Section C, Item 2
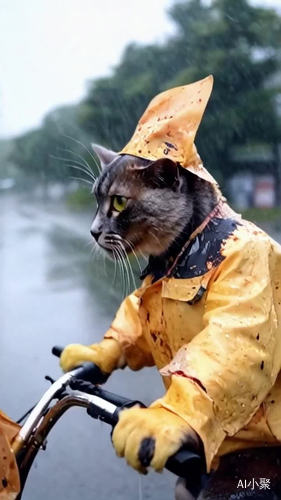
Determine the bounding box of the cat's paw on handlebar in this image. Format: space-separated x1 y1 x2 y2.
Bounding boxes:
60 339 123 373
112 406 200 474
60 344 102 372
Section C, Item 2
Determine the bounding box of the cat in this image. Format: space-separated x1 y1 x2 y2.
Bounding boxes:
61 142 281 500
90 144 218 263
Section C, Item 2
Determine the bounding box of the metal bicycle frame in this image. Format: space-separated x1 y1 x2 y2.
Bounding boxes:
9 366 204 499
12 370 117 499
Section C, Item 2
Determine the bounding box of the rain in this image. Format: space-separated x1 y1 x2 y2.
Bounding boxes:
1 1 281 499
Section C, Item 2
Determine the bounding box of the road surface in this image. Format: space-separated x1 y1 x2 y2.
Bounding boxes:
0 192 175 500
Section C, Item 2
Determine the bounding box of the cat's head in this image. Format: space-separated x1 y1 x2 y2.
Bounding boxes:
90 144 196 257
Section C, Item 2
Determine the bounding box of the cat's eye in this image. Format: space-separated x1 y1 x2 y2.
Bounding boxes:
112 195 127 212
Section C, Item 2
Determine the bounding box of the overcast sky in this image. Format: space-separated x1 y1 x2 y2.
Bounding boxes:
0 0 280 139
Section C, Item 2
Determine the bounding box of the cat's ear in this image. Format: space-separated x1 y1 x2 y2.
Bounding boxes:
142 158 182 191
91 143 118 168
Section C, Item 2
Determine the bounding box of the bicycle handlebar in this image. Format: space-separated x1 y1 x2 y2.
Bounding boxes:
52 345 109 384
51 346 64 357
52 345 205 479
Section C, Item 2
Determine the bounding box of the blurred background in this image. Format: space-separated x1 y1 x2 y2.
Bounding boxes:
0 0 281 499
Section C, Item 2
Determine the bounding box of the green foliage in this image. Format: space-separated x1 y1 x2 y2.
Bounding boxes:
242 207 281 223
79 0 281 183
78 42 170 150
65 186 94 210
9 105 98 187
0 139 15 178
242 207 281 233
8 0 281 190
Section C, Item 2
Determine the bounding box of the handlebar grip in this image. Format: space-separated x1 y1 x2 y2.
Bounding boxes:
52 347 204 480
165 448 204 479
110 405 204 479
51 346 109 385
52 345 63 357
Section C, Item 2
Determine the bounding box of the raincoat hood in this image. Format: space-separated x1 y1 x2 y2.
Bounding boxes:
119 75 217 184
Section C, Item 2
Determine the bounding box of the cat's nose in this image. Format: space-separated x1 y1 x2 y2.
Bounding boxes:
90 229 102 242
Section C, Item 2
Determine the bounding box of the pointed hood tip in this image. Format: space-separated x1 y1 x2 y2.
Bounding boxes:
119 75 217 184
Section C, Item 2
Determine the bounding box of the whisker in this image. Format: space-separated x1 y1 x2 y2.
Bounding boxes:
84 239 95 254
104 233 144 277
66 163 96 182
134 246 146 260
50 154 96 182
112 247 118 286
118 244 130 297
60 147 95 170
115 245 126 297
120 250 129 297
119 241 136 292
62 134 101 173
69 175 93 186
59 147 98 178
121 237 142 274
148 230 162 245
50 154 89 170
91 242 99 259
103 236 127 294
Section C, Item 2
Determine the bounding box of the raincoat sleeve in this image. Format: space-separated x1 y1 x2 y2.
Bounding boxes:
104 290 154 370
154 234 279 471
0 411 21 497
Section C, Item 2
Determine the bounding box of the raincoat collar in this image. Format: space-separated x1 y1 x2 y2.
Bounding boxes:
140 199 238 282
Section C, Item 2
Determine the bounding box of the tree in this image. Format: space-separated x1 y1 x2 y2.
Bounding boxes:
78 43 171 150
9 104 96 187
167 0 281 183
79 0 281 188
10 0 281 197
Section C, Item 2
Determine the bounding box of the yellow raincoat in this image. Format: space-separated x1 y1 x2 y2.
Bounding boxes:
104 200 281 471
0 411 20 498
62 76 281 472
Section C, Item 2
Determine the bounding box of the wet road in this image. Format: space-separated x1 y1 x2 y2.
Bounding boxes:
0 193 175 500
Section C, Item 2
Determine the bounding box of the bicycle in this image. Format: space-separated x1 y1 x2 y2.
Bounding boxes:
1 346 204 500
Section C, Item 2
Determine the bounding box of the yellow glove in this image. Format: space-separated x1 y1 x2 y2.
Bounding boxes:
60 338 124 374
112 406 200 473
